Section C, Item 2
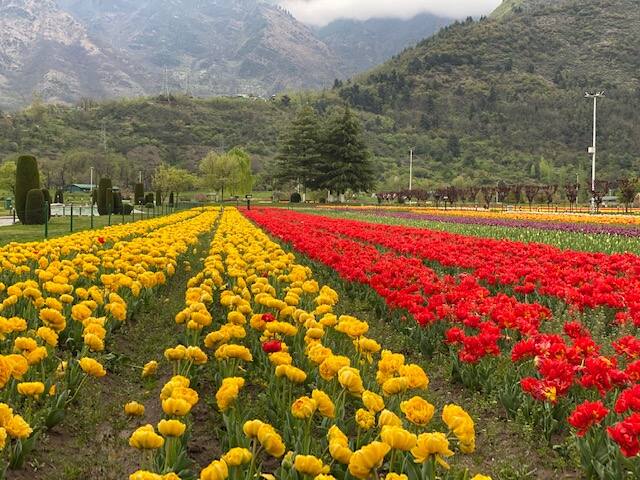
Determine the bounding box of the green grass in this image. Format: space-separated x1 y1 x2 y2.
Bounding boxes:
0 211 166 246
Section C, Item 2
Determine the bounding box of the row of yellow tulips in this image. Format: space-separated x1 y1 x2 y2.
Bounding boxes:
0 208 220 475
128 208 491 480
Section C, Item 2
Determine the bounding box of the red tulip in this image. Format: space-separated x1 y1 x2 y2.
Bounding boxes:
262 340 282 353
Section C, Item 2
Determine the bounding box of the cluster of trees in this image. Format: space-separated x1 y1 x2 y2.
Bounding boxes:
274 106 374 200
3 145 255 223
379 178 640 212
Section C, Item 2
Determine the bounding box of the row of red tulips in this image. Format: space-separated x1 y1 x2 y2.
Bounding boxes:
262 209 640 322
245 208 640 478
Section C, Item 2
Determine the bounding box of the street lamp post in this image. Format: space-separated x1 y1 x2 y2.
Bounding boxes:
90 166 94 229
585 91 605 212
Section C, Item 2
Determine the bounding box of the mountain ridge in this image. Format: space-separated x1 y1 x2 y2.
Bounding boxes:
0 0 450 110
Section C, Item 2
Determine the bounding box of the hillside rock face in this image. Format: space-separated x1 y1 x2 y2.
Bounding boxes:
0 0 145 109
0 0 450 109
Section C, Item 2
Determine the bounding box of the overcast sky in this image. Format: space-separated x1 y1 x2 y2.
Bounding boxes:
278 0 504 25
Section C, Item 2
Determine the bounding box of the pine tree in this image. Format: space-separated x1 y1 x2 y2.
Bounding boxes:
275 106 322 196
315 106 375 199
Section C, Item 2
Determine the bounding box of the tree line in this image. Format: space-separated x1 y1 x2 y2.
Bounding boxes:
379 178 640 212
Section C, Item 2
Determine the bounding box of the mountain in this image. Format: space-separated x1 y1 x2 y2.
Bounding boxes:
336 0 640 186
55 0 342 96
0 0 450 110
0 0 145 109
3 0 639 193
316 14 452 77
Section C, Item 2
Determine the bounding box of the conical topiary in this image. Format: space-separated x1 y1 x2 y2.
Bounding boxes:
97 178 113 215
14 155 40 223
24 188 45 225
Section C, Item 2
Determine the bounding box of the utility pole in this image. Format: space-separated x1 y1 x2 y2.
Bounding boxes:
185 70 191 96
585 91 605 212
409 148 414 191
163 67 170 97
101 119 107 153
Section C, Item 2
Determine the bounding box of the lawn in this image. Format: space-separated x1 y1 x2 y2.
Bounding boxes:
0 210 170 245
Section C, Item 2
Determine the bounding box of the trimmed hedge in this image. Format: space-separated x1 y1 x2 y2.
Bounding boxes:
168 192 175 206
113 191 123 215
156 189 162 206
25 188 45 225
54 189 64 203
97 178 113 215
134 183 144 205
290 192 302 203
15 155 40 223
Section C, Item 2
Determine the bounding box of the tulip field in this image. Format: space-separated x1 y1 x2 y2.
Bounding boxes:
3 205 640 479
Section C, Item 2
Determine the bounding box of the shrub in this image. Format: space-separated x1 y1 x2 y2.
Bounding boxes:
156 190 162 206
290 192 302 203
97 178 114 215
134 183 144 205
15 155 40 223
54 189 64 203
144 202 154 209
122 203 134 215
168 192 175 206
145 193 154 205
24 188 45 225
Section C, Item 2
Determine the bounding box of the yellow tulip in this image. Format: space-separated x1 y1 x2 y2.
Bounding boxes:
348 441 390 479
380 425 417 451
221 447 252 467
291 396 317 419
311 389 335 418
129 424 164 450
338 367 365 395
294 455 330 476
124 401 145 416
200 459 229 480
158 419 186 437
400 396 435 426
362 390 385 413
411 432 454 469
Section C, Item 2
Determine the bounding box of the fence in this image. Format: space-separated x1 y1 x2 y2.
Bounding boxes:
6 201 198 240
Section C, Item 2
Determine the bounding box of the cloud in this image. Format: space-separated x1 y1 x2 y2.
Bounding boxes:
278 0 503 26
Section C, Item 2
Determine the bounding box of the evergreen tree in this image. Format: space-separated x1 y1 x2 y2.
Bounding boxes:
275 106 322 195
315 106 375 198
